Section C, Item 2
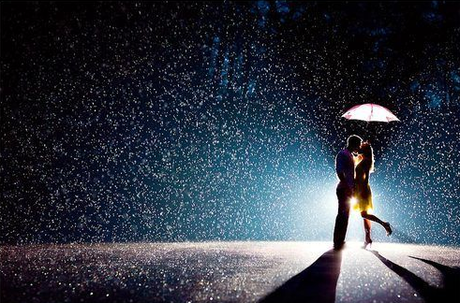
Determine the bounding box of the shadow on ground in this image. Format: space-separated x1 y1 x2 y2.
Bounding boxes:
370 250 460 303
259 249 342 303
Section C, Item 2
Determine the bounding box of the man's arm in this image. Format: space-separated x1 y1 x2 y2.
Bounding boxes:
337 171 347 183
335 152 347 182
336 151 354 191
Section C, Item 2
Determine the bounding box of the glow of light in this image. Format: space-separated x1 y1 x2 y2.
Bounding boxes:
350 197 358 210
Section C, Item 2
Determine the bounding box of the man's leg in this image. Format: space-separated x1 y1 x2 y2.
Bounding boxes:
333 188 351 248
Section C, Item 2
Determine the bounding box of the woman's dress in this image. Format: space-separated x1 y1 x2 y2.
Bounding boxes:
353 159 373 212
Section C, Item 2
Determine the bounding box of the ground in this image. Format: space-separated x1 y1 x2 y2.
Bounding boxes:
1 242 459 303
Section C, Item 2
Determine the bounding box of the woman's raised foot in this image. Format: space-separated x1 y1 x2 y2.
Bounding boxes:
384 222 392 236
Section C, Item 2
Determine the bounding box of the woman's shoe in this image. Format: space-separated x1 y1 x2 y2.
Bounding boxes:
363 239 373 249
384 222 393 236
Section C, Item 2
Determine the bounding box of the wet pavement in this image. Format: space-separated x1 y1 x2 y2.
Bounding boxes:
1 242 459 302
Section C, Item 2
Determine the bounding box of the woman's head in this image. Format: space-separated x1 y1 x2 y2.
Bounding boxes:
359 141 375 172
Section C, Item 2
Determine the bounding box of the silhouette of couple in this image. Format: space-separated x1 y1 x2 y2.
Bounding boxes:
333 135 392 250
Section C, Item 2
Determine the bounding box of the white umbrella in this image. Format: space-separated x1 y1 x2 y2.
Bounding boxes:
341 103 400 122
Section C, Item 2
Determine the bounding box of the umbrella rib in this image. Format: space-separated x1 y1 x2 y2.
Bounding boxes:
370 103 373 121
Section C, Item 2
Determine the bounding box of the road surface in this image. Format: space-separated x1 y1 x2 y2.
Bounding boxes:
1 242 459 302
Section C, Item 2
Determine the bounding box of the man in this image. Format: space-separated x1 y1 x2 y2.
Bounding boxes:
333 134 362 250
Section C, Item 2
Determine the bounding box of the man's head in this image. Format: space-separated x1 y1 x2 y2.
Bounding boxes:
347 135 362 152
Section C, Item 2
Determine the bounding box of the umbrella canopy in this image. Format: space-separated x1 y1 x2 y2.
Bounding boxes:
341 103 400 122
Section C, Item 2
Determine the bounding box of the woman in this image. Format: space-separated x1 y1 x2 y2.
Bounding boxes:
353 141 392 248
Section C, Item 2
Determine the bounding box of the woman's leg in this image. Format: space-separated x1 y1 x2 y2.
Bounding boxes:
361 211 392 235
363 218 372 243
361 211 385 226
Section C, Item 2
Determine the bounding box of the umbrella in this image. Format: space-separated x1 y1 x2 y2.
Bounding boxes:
341 103 400 122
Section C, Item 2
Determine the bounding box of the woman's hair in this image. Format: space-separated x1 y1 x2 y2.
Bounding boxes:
360 141 375 172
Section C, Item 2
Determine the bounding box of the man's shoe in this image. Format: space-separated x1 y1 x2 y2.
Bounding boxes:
333 242 345 250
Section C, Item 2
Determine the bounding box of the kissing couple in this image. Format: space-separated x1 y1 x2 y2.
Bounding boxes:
333 135 392 250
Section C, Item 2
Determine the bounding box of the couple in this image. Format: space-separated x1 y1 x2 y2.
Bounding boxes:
333 135 392 250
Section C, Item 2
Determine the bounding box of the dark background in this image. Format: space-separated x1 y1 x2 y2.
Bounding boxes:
1 1 459 245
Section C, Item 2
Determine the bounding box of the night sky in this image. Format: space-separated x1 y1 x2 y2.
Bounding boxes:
1 2 459 245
